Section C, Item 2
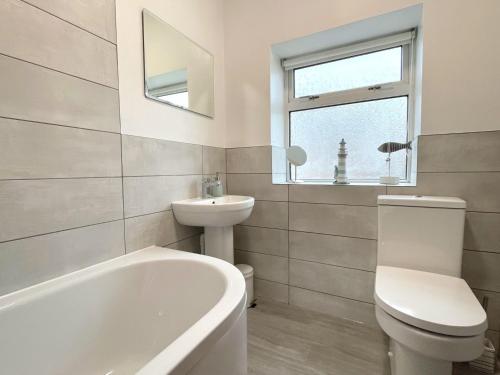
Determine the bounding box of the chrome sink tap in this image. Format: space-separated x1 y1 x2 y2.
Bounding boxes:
202 177 213 199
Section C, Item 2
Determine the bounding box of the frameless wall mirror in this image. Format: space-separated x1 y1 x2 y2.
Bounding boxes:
142 9 214 117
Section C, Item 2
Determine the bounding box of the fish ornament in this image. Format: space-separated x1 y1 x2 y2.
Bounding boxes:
378 140 412 185
377 141 412 153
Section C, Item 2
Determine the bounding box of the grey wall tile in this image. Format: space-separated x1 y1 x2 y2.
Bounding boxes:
0 0 117 87
23 0 117 43
235 250 288 284
168 234 201 253
272 146 287 175
388 172 500 213
290 203 377 239
0 178 123 242
473 289 500 332
122 135 202 176
289 184 386 206
234 225 288 257
123 175 201 218
289 287 378 327
463 250 500 292
254 278 289 304
227 173 288 201
0 118 121 179
0 220 124 296
464 212 500 253
203 146 226 175
227 146 271 173
0 55 120 132
125 210 200 252
419 132 500 172
290 231 376 271
242 201 288 230
289 259 375 303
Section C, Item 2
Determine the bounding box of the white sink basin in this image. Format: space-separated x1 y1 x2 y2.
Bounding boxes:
172 195 254 264
173 195 254 227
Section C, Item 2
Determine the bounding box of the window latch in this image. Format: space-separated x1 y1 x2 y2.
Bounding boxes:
368 85 382 91
308 95 320 100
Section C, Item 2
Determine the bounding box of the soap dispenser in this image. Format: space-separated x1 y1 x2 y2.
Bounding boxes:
211 172 223 197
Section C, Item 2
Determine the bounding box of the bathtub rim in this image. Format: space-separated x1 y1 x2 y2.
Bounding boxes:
0 246 247 375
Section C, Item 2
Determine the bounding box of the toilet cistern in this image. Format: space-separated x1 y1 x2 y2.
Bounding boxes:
172 195 254 264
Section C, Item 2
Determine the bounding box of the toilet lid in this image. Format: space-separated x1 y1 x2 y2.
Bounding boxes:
375 266 487 336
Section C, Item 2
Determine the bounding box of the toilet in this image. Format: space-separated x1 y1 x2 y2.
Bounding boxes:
375 195 488 375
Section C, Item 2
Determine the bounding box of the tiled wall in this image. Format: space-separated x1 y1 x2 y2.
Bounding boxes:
227 133 500 349
0 0 224 296
122 135 226 252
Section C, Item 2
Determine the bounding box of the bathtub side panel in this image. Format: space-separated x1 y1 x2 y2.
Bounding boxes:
187 306 247 375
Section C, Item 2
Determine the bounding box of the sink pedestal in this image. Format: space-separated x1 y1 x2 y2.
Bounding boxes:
204 226 234 264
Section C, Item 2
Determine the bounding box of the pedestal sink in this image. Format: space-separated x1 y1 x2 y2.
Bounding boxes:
172 195 255 264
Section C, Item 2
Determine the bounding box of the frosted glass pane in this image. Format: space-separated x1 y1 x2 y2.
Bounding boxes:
290 97 408 181
294 47 402 98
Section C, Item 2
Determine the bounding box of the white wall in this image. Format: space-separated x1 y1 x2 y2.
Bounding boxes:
224 0 500 147
116 0 226 147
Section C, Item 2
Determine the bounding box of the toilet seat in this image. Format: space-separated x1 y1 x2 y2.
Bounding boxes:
375 266 487 336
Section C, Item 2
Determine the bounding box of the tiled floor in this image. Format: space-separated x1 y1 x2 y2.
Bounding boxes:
247 300 498 375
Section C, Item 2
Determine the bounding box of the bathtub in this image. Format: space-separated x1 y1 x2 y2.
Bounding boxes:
0 246 247 375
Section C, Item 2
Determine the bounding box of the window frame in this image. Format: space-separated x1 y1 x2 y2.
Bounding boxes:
283 30 417 184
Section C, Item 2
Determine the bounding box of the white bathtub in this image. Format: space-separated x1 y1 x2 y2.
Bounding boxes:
0 246 247 375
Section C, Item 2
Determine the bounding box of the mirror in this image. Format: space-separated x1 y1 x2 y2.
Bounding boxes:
142 10 214 117
286 146 307 166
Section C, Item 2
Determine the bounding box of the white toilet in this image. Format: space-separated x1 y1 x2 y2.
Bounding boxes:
375 195 488 375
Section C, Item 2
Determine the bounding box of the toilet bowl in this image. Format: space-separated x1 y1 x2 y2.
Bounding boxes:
375 196 488 375
375 266 486 375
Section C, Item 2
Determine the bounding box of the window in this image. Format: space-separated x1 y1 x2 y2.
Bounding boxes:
284 31 416 183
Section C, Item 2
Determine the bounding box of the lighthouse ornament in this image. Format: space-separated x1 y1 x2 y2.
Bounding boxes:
334 138 349 184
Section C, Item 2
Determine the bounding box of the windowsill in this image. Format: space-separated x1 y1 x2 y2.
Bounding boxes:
273 180 417 187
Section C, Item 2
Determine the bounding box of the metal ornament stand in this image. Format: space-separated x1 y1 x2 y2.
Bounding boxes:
379 153 400 185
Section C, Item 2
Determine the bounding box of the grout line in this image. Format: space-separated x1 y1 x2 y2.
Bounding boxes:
235 247 287 259
226 172 276 175
463 248 500 255
0 218 124 245
235 249 288 260
419 129 500 137
289 285 375 306
287 183 290 304
201 146 204 177
0 52 118 90
0 116 120 135
236 224 288 233
116 22 126 255
165 233 202 248
237 254 374 276
0 176 123 182
417 170 500 174
472 288 500 296
253 276 289 287
124 208 173 220
288 256 375 273
122 133 212 148
19 0 117 45
289 201 378 208
241 224 377 241
123 174 204 178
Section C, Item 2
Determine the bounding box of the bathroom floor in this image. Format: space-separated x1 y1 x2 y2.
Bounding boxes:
247 300 497 375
